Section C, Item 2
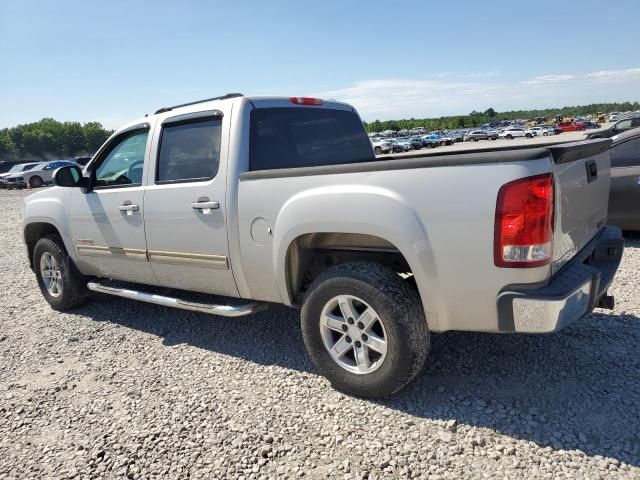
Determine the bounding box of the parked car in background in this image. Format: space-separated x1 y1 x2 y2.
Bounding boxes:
464 130 496 142
397 129 410 137
23 160 78 188
395 138 413 151
585 116 640 140
556 122 586 132
528 126 554 136
420 134 441 148
447 131 464 142
409 127 426 135
387 138 410 152
498 128 527 139
371 138 393 155
0 162 42 188
607 129 640 231
609 113 619 121
409 136 424 150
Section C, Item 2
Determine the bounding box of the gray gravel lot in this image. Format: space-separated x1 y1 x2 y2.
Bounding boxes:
1 188 639 479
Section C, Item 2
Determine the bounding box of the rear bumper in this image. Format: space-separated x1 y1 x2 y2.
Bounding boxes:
497 226 624 333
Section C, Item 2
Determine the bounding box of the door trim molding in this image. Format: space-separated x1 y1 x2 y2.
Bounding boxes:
147 250 229 270
76 245 148 261
76 245 229 270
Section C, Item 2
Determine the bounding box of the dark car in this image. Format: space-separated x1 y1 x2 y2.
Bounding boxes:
463 130 496 142
586 116 640 139
608 128 640 231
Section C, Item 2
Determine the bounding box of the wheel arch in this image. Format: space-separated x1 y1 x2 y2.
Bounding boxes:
272 186 441 330
24 222 63 269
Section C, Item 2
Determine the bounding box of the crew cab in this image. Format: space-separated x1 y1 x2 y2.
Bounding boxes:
23 94 624 398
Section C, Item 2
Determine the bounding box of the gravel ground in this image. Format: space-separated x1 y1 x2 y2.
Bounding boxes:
1 189 639 479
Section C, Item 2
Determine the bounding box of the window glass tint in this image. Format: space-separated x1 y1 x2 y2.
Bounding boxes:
615 119 632 130
95 130 148 188
157 118 221 183
250 108 374 171
610 138 640 168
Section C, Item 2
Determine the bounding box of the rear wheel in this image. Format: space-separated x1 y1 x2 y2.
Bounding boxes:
374 146 382 155
33 235 88 311
301 261 430 398
506 134 513 139
525 133 533 138
29 176 44 188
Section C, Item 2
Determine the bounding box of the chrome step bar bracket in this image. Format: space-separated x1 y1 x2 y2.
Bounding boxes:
87 282 265 317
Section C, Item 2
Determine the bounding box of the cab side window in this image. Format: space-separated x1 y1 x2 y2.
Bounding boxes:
156 118 221 184
94 130 149 188
610 138 640 168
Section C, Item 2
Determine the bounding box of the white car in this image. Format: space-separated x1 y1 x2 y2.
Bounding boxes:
499 128 527 139
530 126 556 136
0 162 41 188
371 138 392 155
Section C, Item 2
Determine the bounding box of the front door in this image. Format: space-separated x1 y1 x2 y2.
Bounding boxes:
69 126 158 286
143 110 238 297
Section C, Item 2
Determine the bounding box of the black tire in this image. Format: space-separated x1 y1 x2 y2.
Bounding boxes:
33 235 88 311
525 133 532 138
374 146 382 155
543 132 548 136
29 176 44 188
506 134 513 139
301 261 430 398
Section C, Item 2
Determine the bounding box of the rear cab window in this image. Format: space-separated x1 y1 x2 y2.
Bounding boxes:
249 107 374 171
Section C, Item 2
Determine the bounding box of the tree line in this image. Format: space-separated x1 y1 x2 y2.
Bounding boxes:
0 118 114 161
364 101 640 132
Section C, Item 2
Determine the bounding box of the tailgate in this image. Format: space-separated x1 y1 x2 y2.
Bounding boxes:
549 139 613 274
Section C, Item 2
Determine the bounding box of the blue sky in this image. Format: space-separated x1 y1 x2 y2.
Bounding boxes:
1 0 639 129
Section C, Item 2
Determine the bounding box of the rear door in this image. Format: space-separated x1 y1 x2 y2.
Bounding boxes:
143 107 239 297
549 140 613 272
608 136 640 229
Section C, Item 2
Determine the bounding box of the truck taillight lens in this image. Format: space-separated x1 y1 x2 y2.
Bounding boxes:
290 97 323 105
494 173 554 268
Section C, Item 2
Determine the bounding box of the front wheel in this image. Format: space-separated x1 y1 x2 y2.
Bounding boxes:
33 235 88 311
301 261 430 398
29 176 44 188
374 146 382 155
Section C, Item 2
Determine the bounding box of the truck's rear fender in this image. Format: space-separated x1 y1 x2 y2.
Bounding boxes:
273 184 442 330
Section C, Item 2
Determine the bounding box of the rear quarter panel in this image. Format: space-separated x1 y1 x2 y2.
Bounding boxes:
236 158 554 332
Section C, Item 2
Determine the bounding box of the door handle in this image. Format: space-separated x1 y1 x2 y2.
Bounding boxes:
192 197 219 213
118 202 140 216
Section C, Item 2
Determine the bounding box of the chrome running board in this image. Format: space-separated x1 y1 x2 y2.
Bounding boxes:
87 282 265 317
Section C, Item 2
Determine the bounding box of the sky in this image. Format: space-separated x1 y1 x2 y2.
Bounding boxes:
1 0 639 129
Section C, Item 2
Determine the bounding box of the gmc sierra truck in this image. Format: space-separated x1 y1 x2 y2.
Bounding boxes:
23 94 624 397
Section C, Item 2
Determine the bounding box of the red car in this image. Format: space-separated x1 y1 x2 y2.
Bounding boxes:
556 122 586 132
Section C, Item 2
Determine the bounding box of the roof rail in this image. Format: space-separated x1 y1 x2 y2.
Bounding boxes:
154 93 243 114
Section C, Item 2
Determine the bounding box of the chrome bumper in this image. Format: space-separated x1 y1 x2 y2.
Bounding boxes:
497 226 624 333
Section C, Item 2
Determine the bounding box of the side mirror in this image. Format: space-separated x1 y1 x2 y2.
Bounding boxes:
53 165 86 188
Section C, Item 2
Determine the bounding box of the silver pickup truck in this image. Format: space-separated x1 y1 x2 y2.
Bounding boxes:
23 94 624 397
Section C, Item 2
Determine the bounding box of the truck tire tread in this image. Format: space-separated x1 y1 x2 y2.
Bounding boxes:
33 235 88 311
301 261 430 398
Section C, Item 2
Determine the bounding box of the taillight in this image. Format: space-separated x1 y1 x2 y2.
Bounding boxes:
290 97 323 106
494 173 554 268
